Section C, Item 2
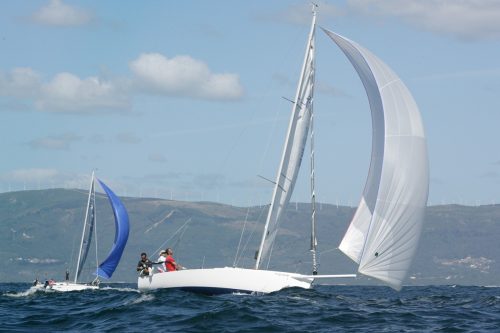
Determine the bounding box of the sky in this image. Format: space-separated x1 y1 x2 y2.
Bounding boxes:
0 0 499 207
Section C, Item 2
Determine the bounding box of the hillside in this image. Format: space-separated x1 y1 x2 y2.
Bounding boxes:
1 189 499 285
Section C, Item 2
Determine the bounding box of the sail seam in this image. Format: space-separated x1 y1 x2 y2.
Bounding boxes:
379 78 401 91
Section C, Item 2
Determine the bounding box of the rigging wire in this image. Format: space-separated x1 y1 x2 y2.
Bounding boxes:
234 204 267 267
265 233 277 270
150 217 192 257
172 221 190 257
233 207 250 267
68 191 88 279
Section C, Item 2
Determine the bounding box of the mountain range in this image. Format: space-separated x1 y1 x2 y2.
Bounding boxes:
1 189 498 286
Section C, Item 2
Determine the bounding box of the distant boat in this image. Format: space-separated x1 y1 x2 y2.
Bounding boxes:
138 6 429 294
35 172 130 292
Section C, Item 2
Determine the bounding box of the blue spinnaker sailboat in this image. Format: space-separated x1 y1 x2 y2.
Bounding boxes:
36 172 130 292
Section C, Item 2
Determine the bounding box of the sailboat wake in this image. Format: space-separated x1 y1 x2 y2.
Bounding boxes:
4 287 41 298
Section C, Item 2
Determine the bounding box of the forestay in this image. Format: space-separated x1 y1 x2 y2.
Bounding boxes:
323 29 429 290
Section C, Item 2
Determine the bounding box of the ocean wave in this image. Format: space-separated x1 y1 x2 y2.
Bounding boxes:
0 284 498 332
128 293 155 305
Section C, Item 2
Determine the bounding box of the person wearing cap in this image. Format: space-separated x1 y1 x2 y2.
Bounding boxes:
156 250 168 273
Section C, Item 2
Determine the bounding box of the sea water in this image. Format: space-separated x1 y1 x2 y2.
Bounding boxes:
1 283 499 332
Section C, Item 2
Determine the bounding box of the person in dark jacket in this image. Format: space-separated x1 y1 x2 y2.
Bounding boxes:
137 252 154 276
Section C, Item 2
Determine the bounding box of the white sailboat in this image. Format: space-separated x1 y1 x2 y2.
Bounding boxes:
35 172 130 292
138 8 429 294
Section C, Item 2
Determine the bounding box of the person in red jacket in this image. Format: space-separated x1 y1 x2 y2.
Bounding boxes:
165 248 184 271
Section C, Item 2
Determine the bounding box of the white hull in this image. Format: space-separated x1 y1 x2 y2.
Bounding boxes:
34 281 99 292
137 267 314 294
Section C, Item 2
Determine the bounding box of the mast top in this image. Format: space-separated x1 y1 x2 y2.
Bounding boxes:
311 2 318 15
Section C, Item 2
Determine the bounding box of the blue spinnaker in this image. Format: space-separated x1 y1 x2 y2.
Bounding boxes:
95 179 130 279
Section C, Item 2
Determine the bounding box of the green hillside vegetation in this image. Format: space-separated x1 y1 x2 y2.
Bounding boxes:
1 189 498 286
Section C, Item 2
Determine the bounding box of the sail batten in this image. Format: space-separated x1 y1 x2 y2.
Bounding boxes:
323 29 429 290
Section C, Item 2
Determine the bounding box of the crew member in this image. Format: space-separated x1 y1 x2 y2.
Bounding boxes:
165 248 184 272
137 252 154 276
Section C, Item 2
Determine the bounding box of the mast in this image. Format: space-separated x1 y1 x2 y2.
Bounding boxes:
309 4 318 276
74 171 95 283
255 8 317 270
309 69 318 275
93 180 99 281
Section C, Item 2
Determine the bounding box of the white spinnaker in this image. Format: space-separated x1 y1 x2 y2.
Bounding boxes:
255 14 316 269
323 29 429 290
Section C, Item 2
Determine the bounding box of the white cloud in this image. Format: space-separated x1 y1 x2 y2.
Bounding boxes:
88 134 109 144
130 53 243 100
28 133 81 150
115 132 142 144
59 173 95 189
2 168 60 183
149 153 167 163
0 68 41 98
0 169 95 190
480 171 499 179
36 72 130 113
0 68 130 113
347 0 500 40
0 54 242 113
415 68 500 82
32 0 93 27
193 173 226 190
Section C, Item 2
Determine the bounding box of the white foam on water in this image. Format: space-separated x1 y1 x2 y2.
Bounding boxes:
99 286 140 293
4 286 48 297
127 293 155 305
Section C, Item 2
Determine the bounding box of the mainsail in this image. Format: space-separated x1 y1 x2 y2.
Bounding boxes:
255 11 316 269
75 175 96 282
95 179 130 279
323 29 429 290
